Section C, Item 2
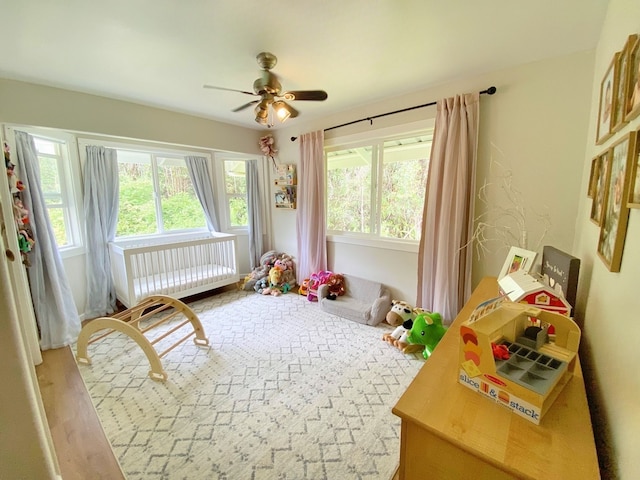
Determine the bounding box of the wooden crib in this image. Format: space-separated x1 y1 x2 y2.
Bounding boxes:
109 232 239 308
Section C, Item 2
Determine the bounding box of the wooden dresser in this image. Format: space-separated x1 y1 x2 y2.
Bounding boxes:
392 277 600 480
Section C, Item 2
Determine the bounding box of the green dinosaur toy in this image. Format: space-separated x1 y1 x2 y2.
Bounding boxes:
405 311 447 359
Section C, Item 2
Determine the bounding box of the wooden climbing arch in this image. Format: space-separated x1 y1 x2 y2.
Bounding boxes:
76 295 209 381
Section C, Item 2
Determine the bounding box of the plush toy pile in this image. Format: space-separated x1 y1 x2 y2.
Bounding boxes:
383 300 446 359
241 250 297 296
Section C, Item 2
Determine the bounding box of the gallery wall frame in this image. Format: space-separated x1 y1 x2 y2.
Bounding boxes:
624 35 640 123
590 149 611 226
612 35 638 133
597 131 637 272
596 53 619 145
626 126 640 208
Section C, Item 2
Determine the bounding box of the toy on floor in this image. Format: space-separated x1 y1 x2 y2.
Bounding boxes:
242 250 297 294
406 312 447 359
382 300 418 349
299 278 310 296
307 270 332 301
385 300 415 326
325 273 345 300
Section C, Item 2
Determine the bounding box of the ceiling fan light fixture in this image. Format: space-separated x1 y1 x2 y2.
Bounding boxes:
272 101 292 122
254 102 269 125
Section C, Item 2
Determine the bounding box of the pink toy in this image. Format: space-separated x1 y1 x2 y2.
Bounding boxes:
307 270 332 302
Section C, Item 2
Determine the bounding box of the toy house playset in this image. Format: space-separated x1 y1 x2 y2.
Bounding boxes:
458 298 581 424
498 269 572 316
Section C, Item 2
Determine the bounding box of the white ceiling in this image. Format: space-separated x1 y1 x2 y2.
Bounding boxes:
1 1 608 131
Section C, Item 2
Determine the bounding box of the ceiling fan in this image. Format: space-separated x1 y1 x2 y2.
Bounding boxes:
203 52 328 126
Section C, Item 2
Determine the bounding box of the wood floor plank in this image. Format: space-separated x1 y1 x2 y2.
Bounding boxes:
36 346 125 480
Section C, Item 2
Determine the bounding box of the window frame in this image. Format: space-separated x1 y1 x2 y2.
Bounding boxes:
78 138 211 241
214 152 265 233
324 119 434 251
4 125 85 258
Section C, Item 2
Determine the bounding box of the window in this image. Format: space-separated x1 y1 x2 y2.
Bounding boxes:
326 131 432 241
223 159 248 227
114 149 207 237
5 126 84 254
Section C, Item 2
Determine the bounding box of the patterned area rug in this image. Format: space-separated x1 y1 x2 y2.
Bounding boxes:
76 289 424 480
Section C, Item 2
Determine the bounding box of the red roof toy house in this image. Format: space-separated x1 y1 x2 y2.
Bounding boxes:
498 270 572 316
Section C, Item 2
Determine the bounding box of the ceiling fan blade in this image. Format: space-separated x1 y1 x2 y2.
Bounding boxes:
232 100 260 112
203 84 257 96
282 90 328 101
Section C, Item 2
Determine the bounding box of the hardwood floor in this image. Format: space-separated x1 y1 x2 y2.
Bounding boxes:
36 346 124 480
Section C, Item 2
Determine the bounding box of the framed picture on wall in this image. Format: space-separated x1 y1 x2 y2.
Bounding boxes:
624 35 640 122
588 156 599 198
498 246 537 280
596 53 619 145
627 126 640 208
590 149 611 226
597 131 637 271
612 35 638 133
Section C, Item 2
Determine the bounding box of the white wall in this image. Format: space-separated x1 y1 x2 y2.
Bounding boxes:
0 79 264 316
273 50 594 305
0 78 262 154
574 1 640 478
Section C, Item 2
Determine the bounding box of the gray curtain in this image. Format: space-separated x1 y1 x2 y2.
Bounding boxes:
14 131 81 349
185 155 219 232
84 146 120 318
246 159 263 269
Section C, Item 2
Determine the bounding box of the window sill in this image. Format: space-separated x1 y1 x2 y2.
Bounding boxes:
326 234 419 253
58 245 86 259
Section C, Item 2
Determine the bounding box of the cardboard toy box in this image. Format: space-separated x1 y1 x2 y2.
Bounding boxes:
458 297 580 424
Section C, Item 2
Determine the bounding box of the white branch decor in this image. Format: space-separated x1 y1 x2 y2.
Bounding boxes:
470 145 551 260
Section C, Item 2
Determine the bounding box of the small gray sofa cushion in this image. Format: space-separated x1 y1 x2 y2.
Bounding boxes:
318 274 391 326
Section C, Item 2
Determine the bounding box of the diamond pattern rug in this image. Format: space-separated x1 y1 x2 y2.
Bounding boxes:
76 289 424 479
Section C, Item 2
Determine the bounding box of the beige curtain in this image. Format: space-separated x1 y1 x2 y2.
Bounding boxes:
417 93 479 324
296 130 327 283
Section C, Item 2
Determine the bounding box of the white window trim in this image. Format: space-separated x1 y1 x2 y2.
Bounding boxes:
214 151 266 234
325 119 434 246
4 124 86 258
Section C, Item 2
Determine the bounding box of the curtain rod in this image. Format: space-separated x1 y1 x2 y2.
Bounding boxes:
290 86 496 141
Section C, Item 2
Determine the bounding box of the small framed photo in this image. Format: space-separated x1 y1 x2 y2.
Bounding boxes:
597 131 637 271
596 53 619 145
627 126 640 208
590 150 611 226
588 156 598 198
624 35 640 122
498 246 537 280
612 35 638 133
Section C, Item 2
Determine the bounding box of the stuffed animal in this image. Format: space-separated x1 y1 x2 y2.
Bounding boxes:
299 278 310 296
405 312 447 359
385 300 417 327
382 300 422 351
243 250 297 292
325 273 345 300
254 277 269 294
